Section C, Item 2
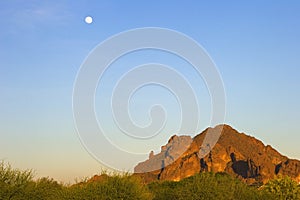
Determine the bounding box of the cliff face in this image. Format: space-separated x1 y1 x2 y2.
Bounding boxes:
134 124 300 184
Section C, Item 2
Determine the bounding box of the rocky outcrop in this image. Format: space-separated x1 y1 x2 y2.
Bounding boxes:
134 135 192 174
276 159 300 183
134 124 300 184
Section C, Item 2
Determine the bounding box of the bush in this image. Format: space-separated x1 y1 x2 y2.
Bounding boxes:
148 172 274 200
0 162 33 199
24 177 64 200
2 162 295 200
263 175 300 200
64 173 153 200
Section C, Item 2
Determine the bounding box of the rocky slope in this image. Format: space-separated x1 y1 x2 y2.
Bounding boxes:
134 124 300 184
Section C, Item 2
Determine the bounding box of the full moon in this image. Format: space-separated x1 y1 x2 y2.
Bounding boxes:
85 16 93 24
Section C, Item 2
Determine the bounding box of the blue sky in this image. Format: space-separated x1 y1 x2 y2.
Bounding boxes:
0 0 300 182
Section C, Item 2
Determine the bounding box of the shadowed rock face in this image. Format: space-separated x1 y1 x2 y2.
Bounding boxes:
134 124 300 184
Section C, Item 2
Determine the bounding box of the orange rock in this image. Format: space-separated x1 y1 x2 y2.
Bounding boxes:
134 124 300 184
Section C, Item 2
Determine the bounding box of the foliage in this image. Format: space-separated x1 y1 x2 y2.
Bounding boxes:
3 162 300 200
0 162 33 199
148 172 274 200
64 174 153 200
263 175 300 200
24 177 64 200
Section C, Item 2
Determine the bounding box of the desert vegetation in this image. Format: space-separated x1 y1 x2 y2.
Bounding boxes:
1 162 300 200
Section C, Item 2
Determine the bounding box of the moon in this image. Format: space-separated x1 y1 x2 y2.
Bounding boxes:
85 16 93 24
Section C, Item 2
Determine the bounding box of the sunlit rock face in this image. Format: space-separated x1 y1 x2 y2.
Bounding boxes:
134 135 193 173
134 124 300 185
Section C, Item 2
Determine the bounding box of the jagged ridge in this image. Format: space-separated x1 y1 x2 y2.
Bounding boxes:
134 124 300 184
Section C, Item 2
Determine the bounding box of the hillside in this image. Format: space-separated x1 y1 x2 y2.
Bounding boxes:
134 124 300 184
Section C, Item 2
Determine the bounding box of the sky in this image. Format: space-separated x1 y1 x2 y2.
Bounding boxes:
0 0 300 183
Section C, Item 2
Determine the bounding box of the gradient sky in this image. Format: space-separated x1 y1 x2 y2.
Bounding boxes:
0 0 300 183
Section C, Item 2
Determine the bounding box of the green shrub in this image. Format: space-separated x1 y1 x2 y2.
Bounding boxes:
24 177 64 200
148 172 274 200
0 162 33 199
263 175 300 200
1 162 295 200
64 173 153 200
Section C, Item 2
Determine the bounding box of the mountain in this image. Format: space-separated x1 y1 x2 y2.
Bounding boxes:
134 124 300 184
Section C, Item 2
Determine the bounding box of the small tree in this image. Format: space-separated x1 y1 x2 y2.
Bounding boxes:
25 177 64 199
0 161 33 199
263 175 300 200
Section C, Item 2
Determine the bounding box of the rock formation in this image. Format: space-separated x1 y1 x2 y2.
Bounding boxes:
134 124 300 184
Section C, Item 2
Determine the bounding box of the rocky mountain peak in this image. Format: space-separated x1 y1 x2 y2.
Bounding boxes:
134 124 300 184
